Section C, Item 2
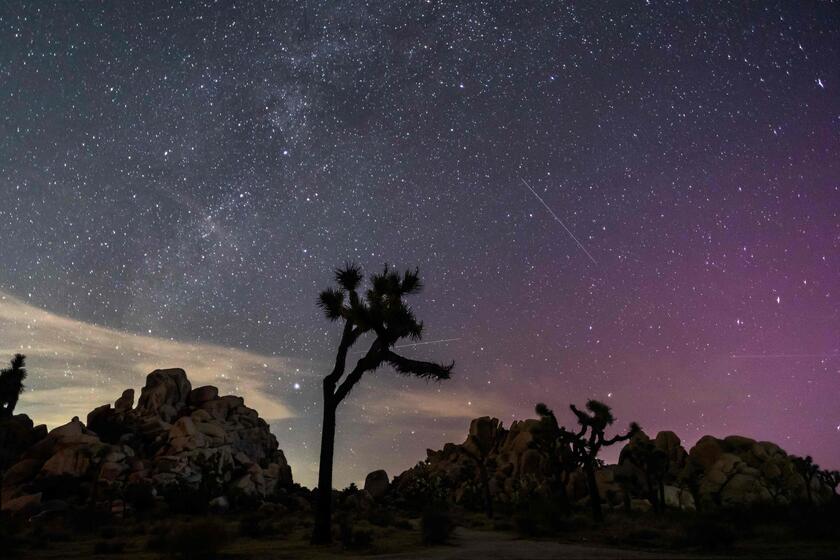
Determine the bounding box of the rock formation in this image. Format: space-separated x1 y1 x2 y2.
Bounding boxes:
1 368 293 516
391 416 836 512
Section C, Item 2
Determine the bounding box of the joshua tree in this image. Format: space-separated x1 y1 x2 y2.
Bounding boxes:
311 264 454 544
818 469 840 496
569 400 639 523
622 438 668 512
0 354 27 418
531 403 583 511
462 423 501 519
793 455 821 504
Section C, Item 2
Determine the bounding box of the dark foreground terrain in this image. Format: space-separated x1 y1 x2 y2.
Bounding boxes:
3 504 839 560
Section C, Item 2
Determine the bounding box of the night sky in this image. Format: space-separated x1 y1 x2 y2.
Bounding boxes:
1 1 838 488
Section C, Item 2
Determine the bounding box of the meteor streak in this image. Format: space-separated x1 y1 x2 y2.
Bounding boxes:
519 177 598 265
351 338 462 355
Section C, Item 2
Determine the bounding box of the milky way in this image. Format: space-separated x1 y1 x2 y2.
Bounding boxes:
0 2 838 487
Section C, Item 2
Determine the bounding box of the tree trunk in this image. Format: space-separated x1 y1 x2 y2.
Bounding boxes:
584 461 603 523
556 471 570 512
805 475 813 505
312 396 337 544
658 480 665 511
646 473 659 513
479 463 493 519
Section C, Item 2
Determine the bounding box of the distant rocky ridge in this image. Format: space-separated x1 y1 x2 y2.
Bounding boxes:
4 385 837 520
389 416 836 512
1 368 293 517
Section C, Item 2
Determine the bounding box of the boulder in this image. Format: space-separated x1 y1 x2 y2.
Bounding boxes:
39 446 93 479
3 458 43 486
188 385 219 406
114 389 135 412
364 469 390 499
0 414 47 470
2 492 42 516
137 368 191 417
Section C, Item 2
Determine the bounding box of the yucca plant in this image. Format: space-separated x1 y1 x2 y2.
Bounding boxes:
793 455 821 504
569 399 639 523
531 403 583 512
311 264 453 544
0 354 26 418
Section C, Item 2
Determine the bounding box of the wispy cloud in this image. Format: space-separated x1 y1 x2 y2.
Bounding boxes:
0 291 496 487
0 291 302 428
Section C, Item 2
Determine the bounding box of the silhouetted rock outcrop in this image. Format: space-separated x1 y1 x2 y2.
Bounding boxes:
1 369 293 516
364 469 390 499
391 416 836 512
0 414 47 471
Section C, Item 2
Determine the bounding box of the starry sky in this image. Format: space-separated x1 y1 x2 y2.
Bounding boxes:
1 1 838 488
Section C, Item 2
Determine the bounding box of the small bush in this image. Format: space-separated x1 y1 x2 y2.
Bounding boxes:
239 513 274 538
164 486 209 515
93 540 126 555
393 518 413 530
368 507 395 527
512 497 569 537
125 482 156 512
150 518 231 559
344 528 374 549
338 517 374 550
422 508 454 545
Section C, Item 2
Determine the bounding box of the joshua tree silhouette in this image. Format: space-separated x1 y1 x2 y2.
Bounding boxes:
621 437 669 512
793 455 821 504
311 264 454 544
818 469 840 496
569 399 639 523
0 354 27 418
532 403 583 512
462 421 500 519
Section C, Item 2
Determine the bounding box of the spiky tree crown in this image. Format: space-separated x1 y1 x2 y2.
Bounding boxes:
318 264 453 385
0 353 26 387
318 264 426 347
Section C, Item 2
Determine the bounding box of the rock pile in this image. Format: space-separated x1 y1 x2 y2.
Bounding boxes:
391 416 836 512
1 368 293 517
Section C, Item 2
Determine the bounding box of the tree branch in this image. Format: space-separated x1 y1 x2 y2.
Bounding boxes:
333 339 384 403
382 350 453 380
604 424 639 446
324 321 361 389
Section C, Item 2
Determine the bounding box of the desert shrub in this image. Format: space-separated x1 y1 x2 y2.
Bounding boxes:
99 526 117 539
340 526 374 549
421 508 454 545
164 485 209 515
399 464 450 511
368 507 395 527
124 481 156 512
623 528 661 547
239 513 275 538
683 517 736 551
512 496 570 537
272 516 299 538
788 504 840 540
93 540 125 554
338 517 374 550
146 518 231 559
69 507 111 533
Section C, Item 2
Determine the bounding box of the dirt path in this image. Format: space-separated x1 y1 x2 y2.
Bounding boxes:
372 528 703 559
